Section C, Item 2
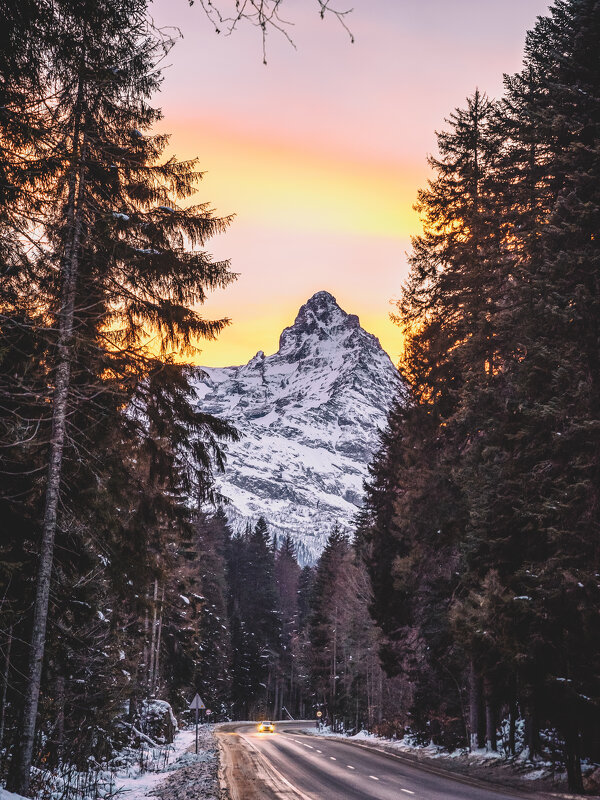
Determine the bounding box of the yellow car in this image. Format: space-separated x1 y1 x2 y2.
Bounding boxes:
258 721 275 733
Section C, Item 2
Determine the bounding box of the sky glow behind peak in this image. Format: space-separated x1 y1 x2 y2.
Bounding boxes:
151 0 551 367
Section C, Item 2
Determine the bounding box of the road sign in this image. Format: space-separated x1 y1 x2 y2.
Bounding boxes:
190 693 206 753
189 693 206 710
205 709 212 715
316 711 322 717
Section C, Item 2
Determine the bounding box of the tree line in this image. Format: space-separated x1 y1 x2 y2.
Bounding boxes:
0 0 354 793
2 0 599 796
358 0 600 792
200 515 400 734
0 496 397 789
0 0 240 792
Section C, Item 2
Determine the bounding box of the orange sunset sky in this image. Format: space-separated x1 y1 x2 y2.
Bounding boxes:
151 0 551 367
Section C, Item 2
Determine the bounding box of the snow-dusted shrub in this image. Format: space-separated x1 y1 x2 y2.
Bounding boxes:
140 701 177 744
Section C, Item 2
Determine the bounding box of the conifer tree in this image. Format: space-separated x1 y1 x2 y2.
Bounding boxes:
363 2 600 784
193 510 233 710
3 0 236 790
308 528 351 724
493 1 600 785
363 90 505 749
274 535 301 717
306 528 389 732
225 519 283 717
244 518 281 716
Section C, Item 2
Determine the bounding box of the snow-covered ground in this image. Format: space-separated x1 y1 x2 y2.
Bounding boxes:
309 726 501 759
0 789 30 800
0 726 218 800
113 727 198 800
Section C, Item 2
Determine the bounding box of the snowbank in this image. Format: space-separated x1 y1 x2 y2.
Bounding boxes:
0 726 217 800
119 726 219 800
113 727 197 800
308 726 562 783
0 789 29 800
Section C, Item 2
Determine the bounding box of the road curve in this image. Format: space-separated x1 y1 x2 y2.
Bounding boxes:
216 721 540 800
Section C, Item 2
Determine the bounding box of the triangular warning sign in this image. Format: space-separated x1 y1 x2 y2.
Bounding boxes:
189 693 206 710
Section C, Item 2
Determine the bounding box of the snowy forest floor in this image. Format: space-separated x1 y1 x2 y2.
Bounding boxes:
0 726 220 800
307 728 600 799
113 725 219 800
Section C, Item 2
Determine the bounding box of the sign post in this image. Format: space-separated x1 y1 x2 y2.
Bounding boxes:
189 693 206 754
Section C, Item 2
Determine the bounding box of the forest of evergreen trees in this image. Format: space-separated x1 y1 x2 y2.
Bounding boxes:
359 0 600 793
0 0 377 795
1 0 599 797
0 0 239 792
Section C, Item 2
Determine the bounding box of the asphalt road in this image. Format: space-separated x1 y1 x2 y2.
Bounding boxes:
218 722 535 800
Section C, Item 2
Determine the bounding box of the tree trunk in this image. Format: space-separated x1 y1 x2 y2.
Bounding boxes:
152 585 164 695
564 724 584 794
148 579 158 693
11 120 87 796
143 606 149 687
508 698 517 756
128 694 138 723
477 691 486 749
468 658 482 751
484 676 497 752
50 675 66 768
331 606 337 717
366 658 372 730
0 625 12 749
524 703 541 759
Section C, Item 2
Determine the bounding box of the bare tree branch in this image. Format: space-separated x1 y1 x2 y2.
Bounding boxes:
193 0 354 63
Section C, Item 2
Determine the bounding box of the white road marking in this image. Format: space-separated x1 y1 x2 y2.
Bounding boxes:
303 743 314 749
346 765 355 770
401 790 414 795
330 756 337 761
316 749 322 753
369 775 379 781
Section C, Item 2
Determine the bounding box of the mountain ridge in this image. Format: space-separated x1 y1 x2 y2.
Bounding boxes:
192 291 402 562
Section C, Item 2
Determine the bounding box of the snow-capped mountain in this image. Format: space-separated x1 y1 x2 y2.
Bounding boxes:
192 291 401 563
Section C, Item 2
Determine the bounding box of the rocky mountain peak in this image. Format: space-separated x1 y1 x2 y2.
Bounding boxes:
193 292 402 563
279 290 361 356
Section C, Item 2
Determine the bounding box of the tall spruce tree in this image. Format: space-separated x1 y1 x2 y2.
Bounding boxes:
274 535 301 718
4 0 236 790
363 90 506 750
225 519 282 718
308 528 350 724
493 0 600 786
363 2 600 786
192 510 233 711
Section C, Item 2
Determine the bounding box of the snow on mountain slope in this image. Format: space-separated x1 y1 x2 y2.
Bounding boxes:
192 291 401 563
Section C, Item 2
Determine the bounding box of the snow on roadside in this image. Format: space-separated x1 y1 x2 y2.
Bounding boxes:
0 788 30 800
0 727 218 800
142 726 219 800
311 726 505 760
113 726 198 800
307 727 555 776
